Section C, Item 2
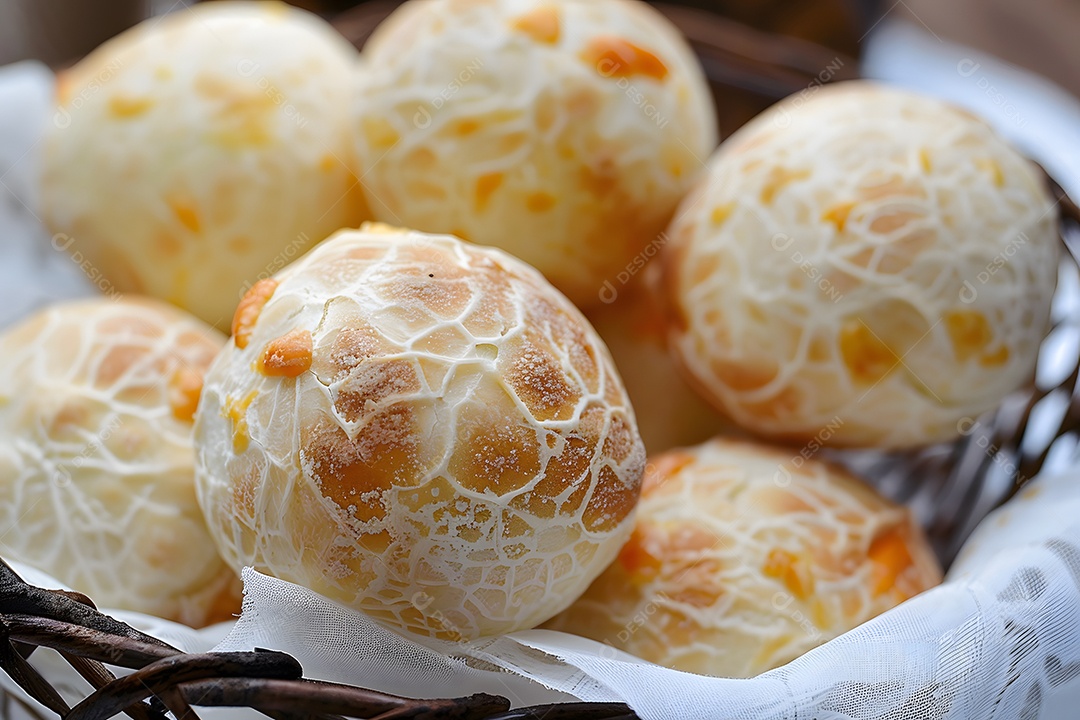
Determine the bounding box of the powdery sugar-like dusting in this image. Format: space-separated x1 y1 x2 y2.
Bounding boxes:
663 82 1060 449
545 436 942 678
353 0 716 307
195 225 646 639
0 297 241 627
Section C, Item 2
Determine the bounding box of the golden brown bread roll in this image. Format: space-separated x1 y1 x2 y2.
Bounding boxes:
195 224 646 639
0 297 241 626
352 0 717 308
42 1 370 329
662 82 1059 448
546 436 942 677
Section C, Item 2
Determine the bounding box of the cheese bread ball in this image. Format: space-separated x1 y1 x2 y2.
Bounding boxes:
545 437 942 677
194 225 646 639
353 0 717 308
0 298 240 627
585 275 735 453
42 1 370 329
663 82 1059 448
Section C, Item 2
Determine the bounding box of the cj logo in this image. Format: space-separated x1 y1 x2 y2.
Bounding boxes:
414 106 432 129
411 591 435 611
54 107 72 129
773 106 793 129
237 59 260 78
599 280 618 304
957 59 982 78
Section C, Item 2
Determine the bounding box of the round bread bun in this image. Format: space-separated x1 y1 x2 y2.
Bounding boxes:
584 274 735 454
352 0 717 308
662 82 1059 449
42 1 370 329
544 437 942 677
0 297 240 627
194 224 646 639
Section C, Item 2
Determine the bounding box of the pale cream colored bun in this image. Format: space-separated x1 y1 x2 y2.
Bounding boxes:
42 1 370 329
0 297 240 627
662 81 1059 449
545 437 942 677
353 0 717 308
584 274 736 454
194 224 645 639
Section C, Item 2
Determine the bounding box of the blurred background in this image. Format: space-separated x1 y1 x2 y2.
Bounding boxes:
4 0 1079 114
4 0 1079 95
2 0 1077 319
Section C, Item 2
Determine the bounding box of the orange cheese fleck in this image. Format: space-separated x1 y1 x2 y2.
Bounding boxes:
223 391 257 454
582 37 668 81
760 167 811 205
228 236 253 254
642 452 694 495
975 157 1005 187
259 328 313 378
980 345 1010 367
617 528 663 582
232 279 278 349
474 172 504 211
168 197 201 234
511 6 561 44
839 320 899 385
361 116 400 150
526 191 557 213
919 148 932 173
868 525 914 597
453 119 482 136
944 309 992 362
108 95 155 118
822 201 856 232
156 233 182 257
168 368 204 423
55 72 74 104
710 204 734 226
763 548 814 600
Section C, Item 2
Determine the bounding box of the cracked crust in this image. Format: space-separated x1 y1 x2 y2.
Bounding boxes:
0 297 240 627
194 224 646 639
352 0 717 307
662 82 1058 448
545 436 942 677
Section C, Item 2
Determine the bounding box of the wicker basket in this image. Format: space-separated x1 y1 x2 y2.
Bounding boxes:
2 4 1076 719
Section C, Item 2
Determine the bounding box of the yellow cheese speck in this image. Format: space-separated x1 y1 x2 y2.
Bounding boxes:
822 201 855 232
511 6 561 44
474 172 504 212
526 192 557 213
168 197 201 234
362 117 400 150
711 203 734 225
108 95 154 119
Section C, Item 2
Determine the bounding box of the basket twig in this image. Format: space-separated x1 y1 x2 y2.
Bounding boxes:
0 561 173 651
0 560 637 719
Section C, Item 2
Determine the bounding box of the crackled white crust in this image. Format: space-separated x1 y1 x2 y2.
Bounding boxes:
545 437 942 677
352 0 717 307
0 298 240 627
42 1 369 329
194 225 645 639
662 82 1059 448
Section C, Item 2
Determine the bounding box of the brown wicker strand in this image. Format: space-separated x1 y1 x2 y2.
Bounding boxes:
65 652 304 720
0 620 70 716
0 563 639 720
